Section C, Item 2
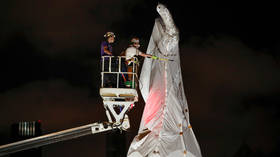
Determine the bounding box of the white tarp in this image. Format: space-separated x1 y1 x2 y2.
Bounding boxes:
127 4 202 157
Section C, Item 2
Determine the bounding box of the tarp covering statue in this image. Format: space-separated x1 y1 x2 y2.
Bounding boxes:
127 3 202 157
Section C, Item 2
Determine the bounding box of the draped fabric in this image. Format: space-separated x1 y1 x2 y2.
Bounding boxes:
127 4 202 157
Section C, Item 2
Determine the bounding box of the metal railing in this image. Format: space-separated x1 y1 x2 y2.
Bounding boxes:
101 56 138 89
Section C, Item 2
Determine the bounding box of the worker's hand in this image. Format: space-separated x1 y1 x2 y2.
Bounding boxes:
151 55 159 60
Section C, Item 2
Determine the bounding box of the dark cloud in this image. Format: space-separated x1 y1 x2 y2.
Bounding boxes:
180 35 280 157
0 79 104 130
1 1 280 157
1 0 147 55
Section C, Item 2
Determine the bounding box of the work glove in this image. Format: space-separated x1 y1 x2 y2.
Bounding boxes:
151 55 159 60
134 60 139 65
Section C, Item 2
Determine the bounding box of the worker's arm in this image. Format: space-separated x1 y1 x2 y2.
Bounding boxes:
140 53 159 60
120 51 126 56
139 53 152 58
103 46 112 55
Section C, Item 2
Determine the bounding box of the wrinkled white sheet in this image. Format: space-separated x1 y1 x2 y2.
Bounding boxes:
127 4 202 157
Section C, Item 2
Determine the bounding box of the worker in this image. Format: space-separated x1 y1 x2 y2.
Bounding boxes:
101 32 116 87
124 37 153 87
125 37 152 60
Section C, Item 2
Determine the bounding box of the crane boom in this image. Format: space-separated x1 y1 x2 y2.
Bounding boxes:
0 120 129 157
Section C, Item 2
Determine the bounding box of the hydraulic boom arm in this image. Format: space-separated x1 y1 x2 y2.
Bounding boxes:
0 117 130 157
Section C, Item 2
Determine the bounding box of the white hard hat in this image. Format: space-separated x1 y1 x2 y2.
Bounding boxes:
104 32 116 38
131 37 139 43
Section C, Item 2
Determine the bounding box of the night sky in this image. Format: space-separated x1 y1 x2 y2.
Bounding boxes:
1 0 280 157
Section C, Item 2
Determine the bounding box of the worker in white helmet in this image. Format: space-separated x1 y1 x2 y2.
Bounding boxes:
124 37 153 87
101 32 115 57
125 37 152 61
101 31 117 87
